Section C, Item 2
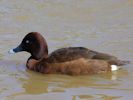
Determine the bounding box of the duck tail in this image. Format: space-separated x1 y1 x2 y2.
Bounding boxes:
108 60 130 66
111 65 119 71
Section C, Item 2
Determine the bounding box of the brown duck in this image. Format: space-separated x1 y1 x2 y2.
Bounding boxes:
9 32 129 75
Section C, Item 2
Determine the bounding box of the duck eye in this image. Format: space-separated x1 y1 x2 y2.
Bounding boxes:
26 40 30 44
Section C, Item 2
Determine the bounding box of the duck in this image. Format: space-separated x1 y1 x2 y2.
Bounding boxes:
8 32 129 75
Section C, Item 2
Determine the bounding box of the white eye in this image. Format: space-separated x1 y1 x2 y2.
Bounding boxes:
26 40 30 43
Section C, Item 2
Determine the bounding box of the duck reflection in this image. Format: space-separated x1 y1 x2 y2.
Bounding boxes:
21 69 128 95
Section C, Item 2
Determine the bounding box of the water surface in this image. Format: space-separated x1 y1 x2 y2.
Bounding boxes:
0 0 133 100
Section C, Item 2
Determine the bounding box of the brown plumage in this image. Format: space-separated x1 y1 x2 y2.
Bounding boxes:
27 58 111 75
9 32 129 75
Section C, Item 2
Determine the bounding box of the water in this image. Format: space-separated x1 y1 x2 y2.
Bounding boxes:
0 0 133 100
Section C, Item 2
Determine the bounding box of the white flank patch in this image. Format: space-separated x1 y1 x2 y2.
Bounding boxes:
8 49 15 54
111 65 118 71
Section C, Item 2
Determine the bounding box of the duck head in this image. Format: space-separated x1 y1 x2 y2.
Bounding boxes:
9 32 48 60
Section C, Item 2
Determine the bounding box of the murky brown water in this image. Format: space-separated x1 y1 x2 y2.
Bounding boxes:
0 0 133 100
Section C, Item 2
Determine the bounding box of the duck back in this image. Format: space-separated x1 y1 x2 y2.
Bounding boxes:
48 47 117 63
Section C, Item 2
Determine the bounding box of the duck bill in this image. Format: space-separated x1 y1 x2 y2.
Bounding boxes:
9 44 23 54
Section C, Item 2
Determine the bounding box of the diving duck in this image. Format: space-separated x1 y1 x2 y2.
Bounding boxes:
9 32 129 75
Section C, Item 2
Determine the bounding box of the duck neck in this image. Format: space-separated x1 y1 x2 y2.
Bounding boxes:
31 46 48 60
27 44 48 70
27 47 48 69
